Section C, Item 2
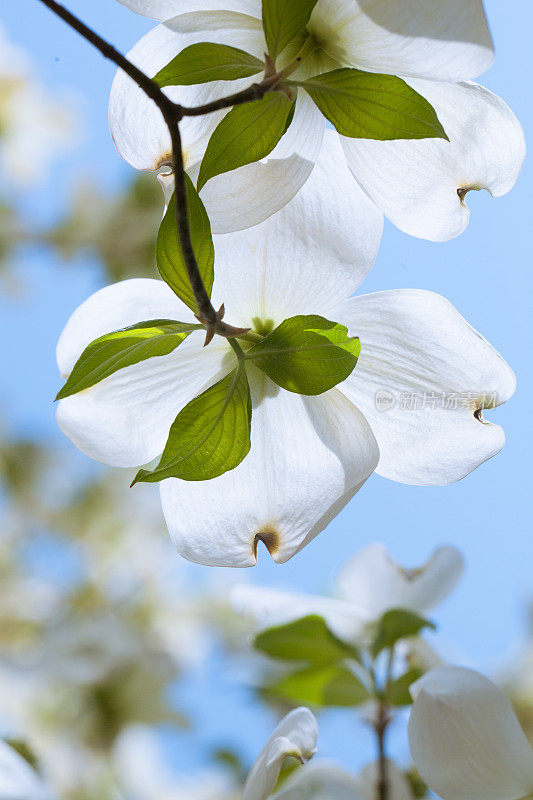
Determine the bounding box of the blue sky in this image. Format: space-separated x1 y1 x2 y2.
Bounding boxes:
1 0 532 775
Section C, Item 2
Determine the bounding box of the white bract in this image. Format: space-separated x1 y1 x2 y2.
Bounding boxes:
111 0 525 239
243 708 318 800
408 666 533 800
232 543 463 643
57 134 514 568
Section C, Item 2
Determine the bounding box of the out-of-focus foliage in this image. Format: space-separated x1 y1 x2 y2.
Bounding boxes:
48 174 162 283
0 426 230 799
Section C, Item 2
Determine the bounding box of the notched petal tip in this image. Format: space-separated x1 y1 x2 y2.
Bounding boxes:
457 184 485 205
253 528 280 559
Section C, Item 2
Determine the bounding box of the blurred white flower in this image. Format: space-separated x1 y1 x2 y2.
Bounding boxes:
408 666 533 800
232 543 463 644
0 24 76 191
0 740 49 800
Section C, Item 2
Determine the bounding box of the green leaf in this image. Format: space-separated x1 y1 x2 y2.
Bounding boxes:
156 180 214 313
132 365 252 483
246 314 360 395
153 43 264 86
295 68 448 140
254 615 359 665
262 0 319 60
56 320 201 400
269 664 370 707
388 668 423 706
197 93 294 191
371 610 436 658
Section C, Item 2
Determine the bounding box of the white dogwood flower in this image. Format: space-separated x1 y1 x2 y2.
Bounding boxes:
232 544 463 643
57 134 514 567
408 667 533 800
111 0 525 239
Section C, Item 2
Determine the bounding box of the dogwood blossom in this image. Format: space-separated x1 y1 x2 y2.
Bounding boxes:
408 667 533 800
110 0 525 239
57 134 514 567
232 543 462 643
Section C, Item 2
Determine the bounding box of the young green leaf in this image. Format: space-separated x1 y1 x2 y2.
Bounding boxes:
197 93 294 191
295 68 448 140
254 615 359 665
388 668 423 706
156 180 214 313
269 664 370 708
153 43 264 86
132 365 252 483
262 0 319 60
246 314 360 395
55 320 201 400
371 609 436 658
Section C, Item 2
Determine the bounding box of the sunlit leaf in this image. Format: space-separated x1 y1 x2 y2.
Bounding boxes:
56 320 201 400
157 180 214 313
153 43 264 86
262 0 319 60
197 93 294 190
132 365 252 483
246 314 360 395
295 69 448 140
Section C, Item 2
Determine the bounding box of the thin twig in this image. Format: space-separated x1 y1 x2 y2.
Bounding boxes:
35 0 263 341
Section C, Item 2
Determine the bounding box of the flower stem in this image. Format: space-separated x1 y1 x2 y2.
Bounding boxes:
375 703 390 800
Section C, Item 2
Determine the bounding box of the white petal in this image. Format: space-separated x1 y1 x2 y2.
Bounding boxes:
160 368 379 567
210 130 383 327
408 667 533 800
231 584 366 644
109 13 265 172
56 279 229 467
243 708 318 800
335 290 515 485
341 80 525 241
335 543 463 619
197 91 325 233
0 740 49 800
309 0 493 81
116 0 261 22
273 760 364 800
